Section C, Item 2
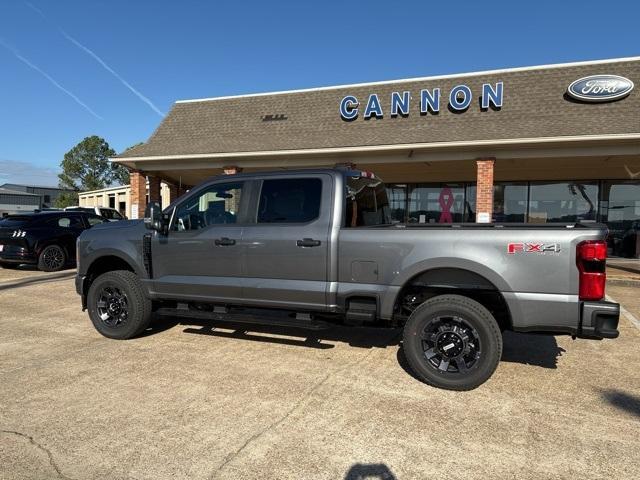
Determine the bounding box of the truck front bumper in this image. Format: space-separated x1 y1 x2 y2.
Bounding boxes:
578 301 620 339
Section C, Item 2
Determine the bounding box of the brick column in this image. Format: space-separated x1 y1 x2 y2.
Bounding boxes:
148 176 161 205
223 166 243 175
475 158 495 223
167 183 179 203
130 170 147 220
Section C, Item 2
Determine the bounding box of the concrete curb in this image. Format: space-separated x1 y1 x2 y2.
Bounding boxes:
607 277 640 287
606 294 640 331
0 271 75 291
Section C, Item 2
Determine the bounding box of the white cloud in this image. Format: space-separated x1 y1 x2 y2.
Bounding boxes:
0 38 102 119
0 159 60 187
25 1 165 118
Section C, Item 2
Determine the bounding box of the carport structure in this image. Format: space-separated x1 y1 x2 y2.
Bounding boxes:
113 56 640 229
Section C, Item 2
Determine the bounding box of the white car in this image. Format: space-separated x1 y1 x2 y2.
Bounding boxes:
64 206 126 221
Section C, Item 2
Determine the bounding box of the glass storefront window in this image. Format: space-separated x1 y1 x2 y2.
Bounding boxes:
386 184 408 224
528 182 598 223
601 181 640 257
494 183 528 222
408 184 465 223
465 183 527 223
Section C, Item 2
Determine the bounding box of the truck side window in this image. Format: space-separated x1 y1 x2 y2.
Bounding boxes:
345 176 392 227
257 178 321 223
172 182 244 231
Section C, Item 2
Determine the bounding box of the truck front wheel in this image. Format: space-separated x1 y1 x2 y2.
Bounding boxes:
87 270 152 339
402 294 502 391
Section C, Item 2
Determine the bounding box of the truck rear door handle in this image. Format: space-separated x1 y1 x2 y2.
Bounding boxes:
214 237 236 246
297 238 321 247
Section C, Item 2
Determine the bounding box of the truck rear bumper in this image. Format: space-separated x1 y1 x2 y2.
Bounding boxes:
578 301 620 339
505 292 619 339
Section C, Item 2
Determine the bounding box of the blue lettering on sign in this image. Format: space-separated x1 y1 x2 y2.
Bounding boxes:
364 94 384 119
339 82 505 120
449 85 472 111
481 82 503 109
340 95 359 120
420 88 440 114
390 91 410 116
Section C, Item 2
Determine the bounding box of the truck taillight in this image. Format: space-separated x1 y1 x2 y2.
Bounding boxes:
576 240 607 301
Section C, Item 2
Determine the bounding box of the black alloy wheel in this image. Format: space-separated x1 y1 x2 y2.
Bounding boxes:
421 315 481 374
402 294 502 391
38 245 66 272
87 270 152 339
96 283 129 328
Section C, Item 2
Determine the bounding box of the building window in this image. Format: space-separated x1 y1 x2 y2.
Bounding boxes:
408 184 466 223
528 182 598 223
494 183 528 222
386 184 408 223
600 181 640 257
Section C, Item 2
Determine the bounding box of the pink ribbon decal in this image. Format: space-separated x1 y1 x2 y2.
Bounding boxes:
438 187 454 223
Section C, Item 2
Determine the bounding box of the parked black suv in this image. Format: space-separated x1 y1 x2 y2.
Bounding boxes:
0 211 108 271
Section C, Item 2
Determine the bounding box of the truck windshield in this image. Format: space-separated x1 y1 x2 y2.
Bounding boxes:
345 175 392 227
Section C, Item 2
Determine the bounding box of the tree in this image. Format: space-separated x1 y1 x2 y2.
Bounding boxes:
56 136 128 208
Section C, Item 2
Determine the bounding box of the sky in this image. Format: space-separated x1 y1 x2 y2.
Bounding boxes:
0 0 638 187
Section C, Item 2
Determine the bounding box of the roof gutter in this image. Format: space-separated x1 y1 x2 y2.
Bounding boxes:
111 133 640 163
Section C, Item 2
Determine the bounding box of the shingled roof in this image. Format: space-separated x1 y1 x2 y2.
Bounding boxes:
117 57 640 160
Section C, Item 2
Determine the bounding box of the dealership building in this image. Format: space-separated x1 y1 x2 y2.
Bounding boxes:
112 56 640 256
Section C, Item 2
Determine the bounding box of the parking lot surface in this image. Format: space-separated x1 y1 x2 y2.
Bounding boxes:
1 267 639 479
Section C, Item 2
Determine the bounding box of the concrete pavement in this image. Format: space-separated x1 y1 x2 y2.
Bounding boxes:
0 267 639 479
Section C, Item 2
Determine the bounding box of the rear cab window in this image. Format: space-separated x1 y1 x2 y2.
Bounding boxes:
344 174 392 227
100 209 123 220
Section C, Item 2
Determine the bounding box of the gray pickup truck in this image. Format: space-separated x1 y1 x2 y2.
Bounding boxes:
75 168 619 390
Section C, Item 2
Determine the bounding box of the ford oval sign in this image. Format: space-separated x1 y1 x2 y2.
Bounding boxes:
567 75 634 103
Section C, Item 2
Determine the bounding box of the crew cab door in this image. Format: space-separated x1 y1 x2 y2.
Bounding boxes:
241 174 332 310
151 180 247 302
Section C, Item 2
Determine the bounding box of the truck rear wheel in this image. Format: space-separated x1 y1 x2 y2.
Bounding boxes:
87 270 152 339
402 294 502 391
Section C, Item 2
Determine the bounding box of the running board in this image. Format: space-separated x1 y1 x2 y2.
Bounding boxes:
155 307 331 331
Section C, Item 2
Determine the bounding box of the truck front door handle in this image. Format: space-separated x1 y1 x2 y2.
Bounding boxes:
214 237 236 246
297 238 321 247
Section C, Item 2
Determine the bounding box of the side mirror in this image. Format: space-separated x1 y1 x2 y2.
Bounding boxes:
144 202 164 232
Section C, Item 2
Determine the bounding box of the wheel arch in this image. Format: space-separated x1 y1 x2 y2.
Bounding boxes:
391 266 513 330
82 254 139 303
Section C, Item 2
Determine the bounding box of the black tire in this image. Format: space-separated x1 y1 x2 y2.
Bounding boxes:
37 245 66 272
87 270 152 340
402 294 502 391
0 262 19 269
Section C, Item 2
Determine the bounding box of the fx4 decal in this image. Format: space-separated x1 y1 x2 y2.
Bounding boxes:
507 243 561 255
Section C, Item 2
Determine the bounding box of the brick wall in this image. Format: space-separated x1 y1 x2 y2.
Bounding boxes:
148 176 161 205
475 159 495 222
130 170 146 219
